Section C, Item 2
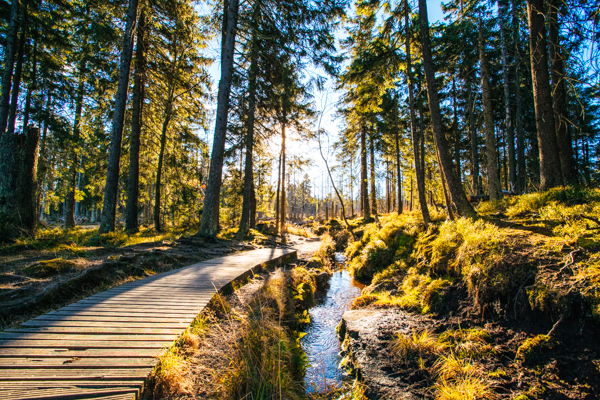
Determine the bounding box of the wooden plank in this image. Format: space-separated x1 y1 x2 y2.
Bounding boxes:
0 348 165 358
59 304 205 311
44 310 199 318
32 315 192 323
0 341 172 349
5 327 183 335
0 386 139 400
32 314 194 325
0 368 152 381
88 292 208 297
21 320 190 329
0 358 157 369
0 333 178 342
0 380 144 388
71 299 207 306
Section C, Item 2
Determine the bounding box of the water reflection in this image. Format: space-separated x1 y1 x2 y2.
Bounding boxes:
302 253 365 393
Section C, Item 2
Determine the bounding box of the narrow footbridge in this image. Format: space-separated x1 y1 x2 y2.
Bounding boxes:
0 248 296 400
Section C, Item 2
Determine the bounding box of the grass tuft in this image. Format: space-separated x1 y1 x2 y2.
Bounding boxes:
391 330 445 363
152 348 191 398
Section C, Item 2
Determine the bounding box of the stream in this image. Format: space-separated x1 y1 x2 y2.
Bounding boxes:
301 253 365 393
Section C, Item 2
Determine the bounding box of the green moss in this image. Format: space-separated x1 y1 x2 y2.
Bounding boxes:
513 395 529 400
22 258 78 278
516 335 555 365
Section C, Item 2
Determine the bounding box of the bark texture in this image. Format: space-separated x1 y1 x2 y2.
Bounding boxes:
99 0 139 233
154 84 174 232
238 5 260 236
548 0 577 185
360 126 370 219
65 74 85 230
125 9 146 232
513 0 526 193
197 0 240 238
418 0 476 218
405 0 430 224
499 0 516 191
479 17 502 200
526 0 563 190
369 130 377 215
0 0 19 136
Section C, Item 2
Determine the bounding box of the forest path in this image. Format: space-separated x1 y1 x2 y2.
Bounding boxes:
0 247 298 400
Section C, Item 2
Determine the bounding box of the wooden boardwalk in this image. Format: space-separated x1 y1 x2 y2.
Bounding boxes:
0 248 297 400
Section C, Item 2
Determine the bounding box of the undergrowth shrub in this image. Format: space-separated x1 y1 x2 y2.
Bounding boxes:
291 266 316 308
346 213 420 281
309 233 335 270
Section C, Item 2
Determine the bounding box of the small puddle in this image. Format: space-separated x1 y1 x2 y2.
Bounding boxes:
302 253 365 393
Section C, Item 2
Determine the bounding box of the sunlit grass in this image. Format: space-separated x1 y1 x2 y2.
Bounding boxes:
152 346 192 398
0 225 196 256
437 328 493 359
286 223 316 238
391 330 445 363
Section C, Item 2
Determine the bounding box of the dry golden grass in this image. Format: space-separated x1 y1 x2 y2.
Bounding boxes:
152 348 192 398
286 223 316 238
434 375 497 400
391 330 445 363
438 328 493 359
434 353 484 381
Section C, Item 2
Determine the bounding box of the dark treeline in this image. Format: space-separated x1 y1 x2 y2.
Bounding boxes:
0 0 598 239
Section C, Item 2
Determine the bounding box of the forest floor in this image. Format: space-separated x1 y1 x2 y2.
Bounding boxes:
0 223 311 330
336 186 600 400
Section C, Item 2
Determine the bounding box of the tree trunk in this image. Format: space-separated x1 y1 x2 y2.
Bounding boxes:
7 21 27 139
479 17 502 200
275 150 281 229
526 0 563 190
369 130 377 215
197 0 240 238
350 156 354 217
548 0 577 185
238 8 260 236
418 0 476 217
65 73 85 230
36 93 51 221
499 1 516 191
394 105 403 214
125 9 146 233
16 127 40 236
513 0 526 193
0 0 20 136
154 88 174 233
452 76 461 181
22 39 37 131
361 126 370 219
99 0 139 233
466 81 480 195
279 121 286 234
404 0 431 225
